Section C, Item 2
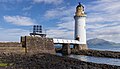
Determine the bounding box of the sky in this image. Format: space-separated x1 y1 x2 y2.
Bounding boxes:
0 0 120 43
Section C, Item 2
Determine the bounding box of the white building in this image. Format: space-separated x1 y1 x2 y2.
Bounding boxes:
74 3 88 49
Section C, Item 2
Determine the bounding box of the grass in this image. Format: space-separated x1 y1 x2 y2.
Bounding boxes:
0 63 8 67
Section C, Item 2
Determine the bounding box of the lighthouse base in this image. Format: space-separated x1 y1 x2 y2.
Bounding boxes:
74 44 88 50
62 44 71 55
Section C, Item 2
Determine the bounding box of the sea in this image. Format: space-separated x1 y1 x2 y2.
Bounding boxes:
55 45 120 66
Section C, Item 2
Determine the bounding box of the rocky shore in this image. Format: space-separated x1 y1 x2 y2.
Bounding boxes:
56 48 120 58
0 53 120 69
71 49 120 58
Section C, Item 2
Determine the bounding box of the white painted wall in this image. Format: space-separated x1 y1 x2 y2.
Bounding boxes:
53 39 85 44
74 16 86 44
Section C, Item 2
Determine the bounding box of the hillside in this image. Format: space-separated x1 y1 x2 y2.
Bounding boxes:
87 38 120 49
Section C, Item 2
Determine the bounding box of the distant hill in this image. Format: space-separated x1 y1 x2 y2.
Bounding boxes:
87 38 120 49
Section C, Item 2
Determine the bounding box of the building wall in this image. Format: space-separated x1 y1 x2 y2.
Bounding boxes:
74 16 87 44
0 42 21 47
0 42 25 54
21 36 55 54
0 36 56 54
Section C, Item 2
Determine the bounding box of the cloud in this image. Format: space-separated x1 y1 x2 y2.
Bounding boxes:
44 6 75 39
5 29 29 36
22 5 33 11
85 0 120 42
47 28 74 39
44 6 75 19
87 23 120 43
33 0 63 5
46 20 74 39
4 16 36 26
44 0 120 43
0 27 2 29
0 0 119 43
86 0 120 23
57 21 74 31
0 28 29 42
0 0 23 3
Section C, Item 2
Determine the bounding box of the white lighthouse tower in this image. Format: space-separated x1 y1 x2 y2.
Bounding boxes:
74 3 88 50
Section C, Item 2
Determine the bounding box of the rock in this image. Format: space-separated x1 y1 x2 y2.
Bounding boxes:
0 53 119 69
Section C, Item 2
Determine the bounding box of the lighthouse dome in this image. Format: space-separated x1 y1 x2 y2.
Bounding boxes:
76 2 84 8
75 2 86 16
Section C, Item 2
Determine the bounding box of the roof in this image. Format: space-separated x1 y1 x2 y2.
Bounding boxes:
77 2 84 8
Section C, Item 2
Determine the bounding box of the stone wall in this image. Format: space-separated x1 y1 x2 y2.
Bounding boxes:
62 44 71 55
0 42 25 54
21 36 55 54
0 42 21 47
74 44 88 50
0 36 55 54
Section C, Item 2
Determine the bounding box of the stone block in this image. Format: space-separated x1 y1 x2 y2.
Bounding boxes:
62 44 71 55
74 44 88 50
21 36 56 54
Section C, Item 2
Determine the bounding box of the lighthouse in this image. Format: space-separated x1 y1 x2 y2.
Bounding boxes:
74 3 88 50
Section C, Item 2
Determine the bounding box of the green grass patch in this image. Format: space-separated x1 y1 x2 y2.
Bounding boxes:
0 63 8 67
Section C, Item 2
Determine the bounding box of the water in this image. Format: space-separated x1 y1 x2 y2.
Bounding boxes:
68 54 120 66
57 53 120 66
55 45 120 52
90 48 120 52
55 45 73 48
55 45 120 66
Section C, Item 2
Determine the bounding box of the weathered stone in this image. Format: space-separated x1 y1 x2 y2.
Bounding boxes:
0 36 55 55
0 42 24 54
0 42 22 47
71 49 120 58
21 36 56 54
74 44 88 50
1 53 120 69
62 44 71 55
